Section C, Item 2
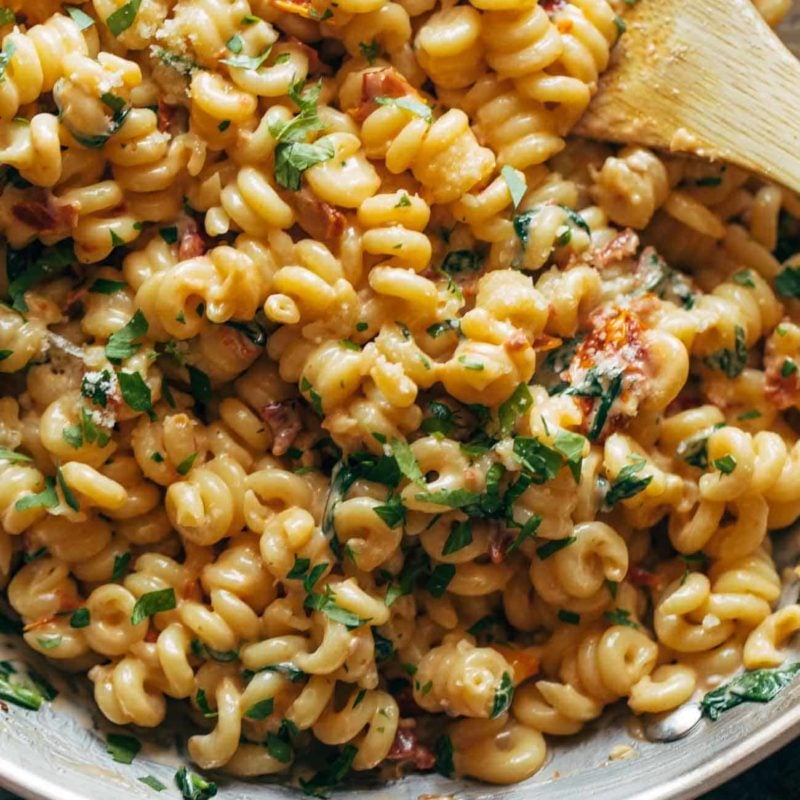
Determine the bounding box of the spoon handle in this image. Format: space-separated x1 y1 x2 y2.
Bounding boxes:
575 0 800 193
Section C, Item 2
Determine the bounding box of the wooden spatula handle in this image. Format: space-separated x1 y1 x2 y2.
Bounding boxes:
574 0 800 193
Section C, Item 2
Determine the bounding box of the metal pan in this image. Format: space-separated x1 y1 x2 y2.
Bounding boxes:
3 7 800 800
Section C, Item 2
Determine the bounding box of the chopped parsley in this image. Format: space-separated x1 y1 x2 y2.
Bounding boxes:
304 585 369 629
390 437 424 485
69 608 90 628
497 383 533 437
106 733 141 764
603 456 652 508
130 588 176 625
175 452 198 476
775 266 800 298
700 663 800 721
442 521 472 555
732 269 755 287
490 671 514 718
90 278 127 294
703 324 748 378
138 776 167 792
244 697 274 720
106 0 142 36
425 563 455 597
14 476 58 512
106 310 148 362
7 241 74 312
373 95 432 122
174 767 217 800
358 39 381 64
118 371 155 419
713 454 737 474
604 608 640 628
299 744 357 797
562 367 624 441
65 6 95 29
187 365 212 406
269 79 334 190
373 494 405 529
536 536 576 560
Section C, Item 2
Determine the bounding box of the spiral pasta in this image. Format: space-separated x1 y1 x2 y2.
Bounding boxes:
2 0 800 793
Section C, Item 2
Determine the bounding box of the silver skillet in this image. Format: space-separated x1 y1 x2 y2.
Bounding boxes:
3 7 800 800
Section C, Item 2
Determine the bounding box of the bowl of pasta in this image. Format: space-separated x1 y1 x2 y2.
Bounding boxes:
3 0 800 798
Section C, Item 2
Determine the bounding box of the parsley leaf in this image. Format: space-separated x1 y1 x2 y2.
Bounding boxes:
552 430 586 482
112 552 131 582
441 250 482 275
0 448 31 463
442 520 472 555
138 776 167 792
265 731 293 763
274 139 335 190
106 0 142 37
490 671 514 718
0 38 15 82
299 744 357 797
159 226 178 244
69 608 90 628
176 452 198 476
513 437 564 483
0 662 50 710
105 310 148 362
413 487 482 508
174 767 217 800
425 563 455 597
118 371 154 418
732 269 755 288
300 376 323 416
65 6 95 29
220 44 273 70
373 629 394 662
374 95 432 122
358 39 381 64
244 697 274 720
498 383 533 437
130 588 176 625
536 536 576 560
703 325 748 378
713 454 737 474
15 476 58 512
507 514 541 553
90 278 127 294
700 663 800 721
604 456 653 508
106 733 141 764
603 608 640 628
563 367 624 441
187 365 212 406
390 437 424 485
304 586 368 629
373 494 405 529
287 556 310 580
434 735 454 777
775 266 800 298
7 241 74 312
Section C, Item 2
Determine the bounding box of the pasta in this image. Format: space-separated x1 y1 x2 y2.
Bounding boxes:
1 0 800 793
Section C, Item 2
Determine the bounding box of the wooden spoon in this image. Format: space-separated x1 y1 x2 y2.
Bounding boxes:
574 0 800 192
